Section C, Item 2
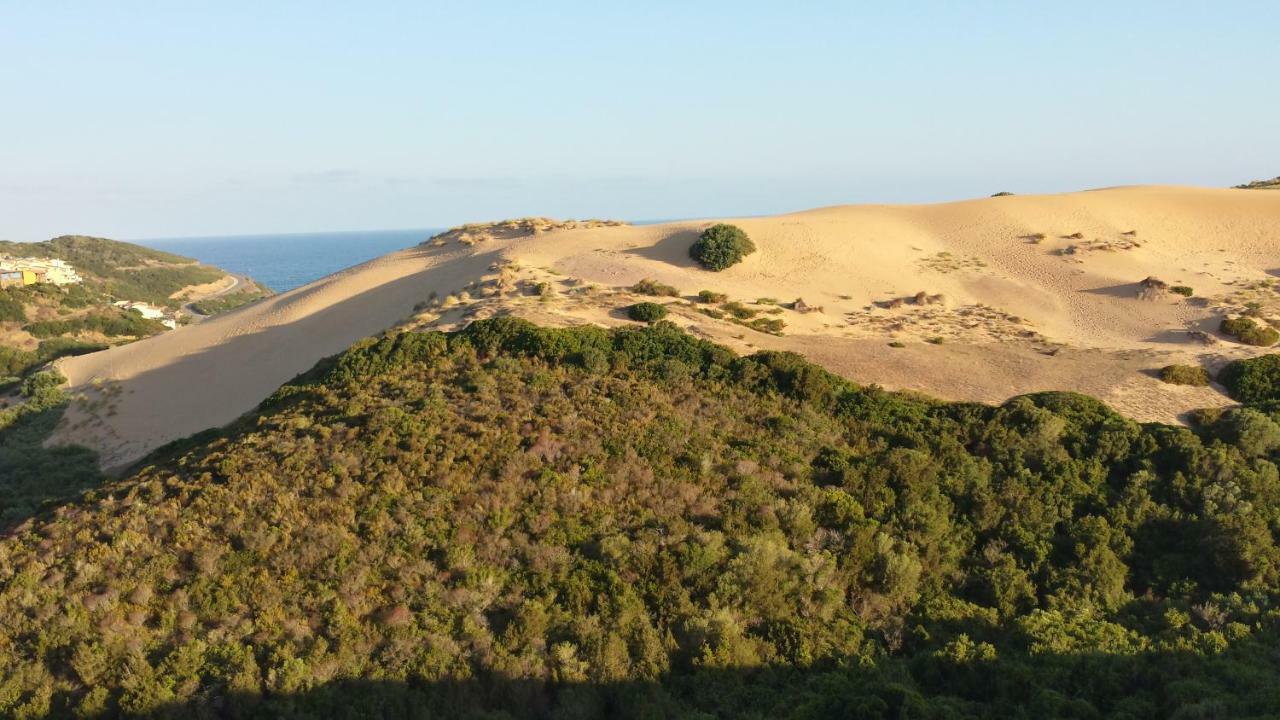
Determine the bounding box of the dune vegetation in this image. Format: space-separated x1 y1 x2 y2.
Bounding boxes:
3 319 1280 718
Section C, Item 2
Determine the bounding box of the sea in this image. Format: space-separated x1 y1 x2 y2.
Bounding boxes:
136 228 443 293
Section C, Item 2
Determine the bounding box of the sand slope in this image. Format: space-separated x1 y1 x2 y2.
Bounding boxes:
53 185 1280 469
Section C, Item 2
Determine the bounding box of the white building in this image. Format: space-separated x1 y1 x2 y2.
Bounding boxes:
0 256 83 285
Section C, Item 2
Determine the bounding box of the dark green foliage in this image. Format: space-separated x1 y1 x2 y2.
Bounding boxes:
698 290 728 303
0 289 26 322
1170 285 1194 297
1220 317 1279 346
628 301 669 322
1159 364 1210 386
0 339 106 378
3 320 1280 718
690 224 756 271
1220 354 1280 404
631 278 679 297
189 289 267 315
24 309 167 339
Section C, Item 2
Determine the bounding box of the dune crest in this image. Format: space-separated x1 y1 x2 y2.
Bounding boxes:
52 185 1280 469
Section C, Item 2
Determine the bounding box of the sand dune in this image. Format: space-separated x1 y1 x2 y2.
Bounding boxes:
53 185 1280 470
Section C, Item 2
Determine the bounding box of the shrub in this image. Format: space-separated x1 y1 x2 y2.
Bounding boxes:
627 302 669 323
1219 354 1280 404
744 317 785 335
1159 364 1209 386
888 341 906 348
1170 286 1194 297
689 224 755 271
1220 317 1279 346
0 290 26 322
722 302 757 320
697 290 728 303
631 279 679 297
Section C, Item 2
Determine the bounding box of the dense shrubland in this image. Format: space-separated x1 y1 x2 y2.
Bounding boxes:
1 319 1280 718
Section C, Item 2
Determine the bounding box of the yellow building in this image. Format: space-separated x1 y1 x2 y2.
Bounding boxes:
0 269 36 288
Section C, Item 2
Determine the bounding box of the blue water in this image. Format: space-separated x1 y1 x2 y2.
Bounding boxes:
136 228 443 292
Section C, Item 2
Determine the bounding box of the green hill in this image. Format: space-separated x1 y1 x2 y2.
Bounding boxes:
1 319 1278 718
0 236 268 383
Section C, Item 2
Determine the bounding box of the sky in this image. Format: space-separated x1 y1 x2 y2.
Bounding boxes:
1 1 1276 240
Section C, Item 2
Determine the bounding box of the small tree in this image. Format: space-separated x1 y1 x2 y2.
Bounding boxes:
690 224 755 271
628 302 669 323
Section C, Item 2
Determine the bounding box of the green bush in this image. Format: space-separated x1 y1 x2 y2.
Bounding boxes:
697 290 728 303
25 309 166 339
1220 317 1279 346
627 302 669 323
1170 286 1194 297
1159 364 1210 386
689 223 755 271
1219 354 1280 404
631 279 679 297
0 289 26 322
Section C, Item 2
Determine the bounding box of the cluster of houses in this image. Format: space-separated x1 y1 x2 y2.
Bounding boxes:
0 256 83 288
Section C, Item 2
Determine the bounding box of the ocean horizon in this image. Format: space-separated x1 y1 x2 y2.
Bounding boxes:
136 219 690 294
136 228 443 293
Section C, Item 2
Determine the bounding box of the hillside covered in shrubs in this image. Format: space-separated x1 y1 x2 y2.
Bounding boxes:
2 319 1280 718
0 236 268 385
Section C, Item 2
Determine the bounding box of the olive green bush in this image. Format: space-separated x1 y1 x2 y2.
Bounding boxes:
1159 364 1210 386
1221 316 1279 346
690 224 755 271
627 301 669 322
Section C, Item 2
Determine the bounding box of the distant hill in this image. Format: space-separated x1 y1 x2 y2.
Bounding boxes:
0 235 268 382
1 319 1278 717
1234 176 1280 189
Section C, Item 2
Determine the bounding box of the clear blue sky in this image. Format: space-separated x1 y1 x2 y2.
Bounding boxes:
1 1 1276 240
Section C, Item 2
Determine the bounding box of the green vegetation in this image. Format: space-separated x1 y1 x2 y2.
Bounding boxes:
627 301 669 322
721 301 757 320
631 278 680 297
1159 364 1210 386
24 309 167 339
1220 316 1280 346
1170 285 1194 297
1220 354 1280 405
2 319 1280 717
0 339 107 378
690 224 755 271
0 290 26 322
698 290 728 303
188 289 267 315
0 369 103 528
0 236 225 307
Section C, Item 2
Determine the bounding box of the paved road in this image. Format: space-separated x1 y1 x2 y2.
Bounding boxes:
181 273 246 320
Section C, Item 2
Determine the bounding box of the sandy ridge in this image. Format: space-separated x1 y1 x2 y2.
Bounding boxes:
51 185 1280 470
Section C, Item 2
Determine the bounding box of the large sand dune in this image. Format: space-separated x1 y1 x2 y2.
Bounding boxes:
53 185 1280 470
